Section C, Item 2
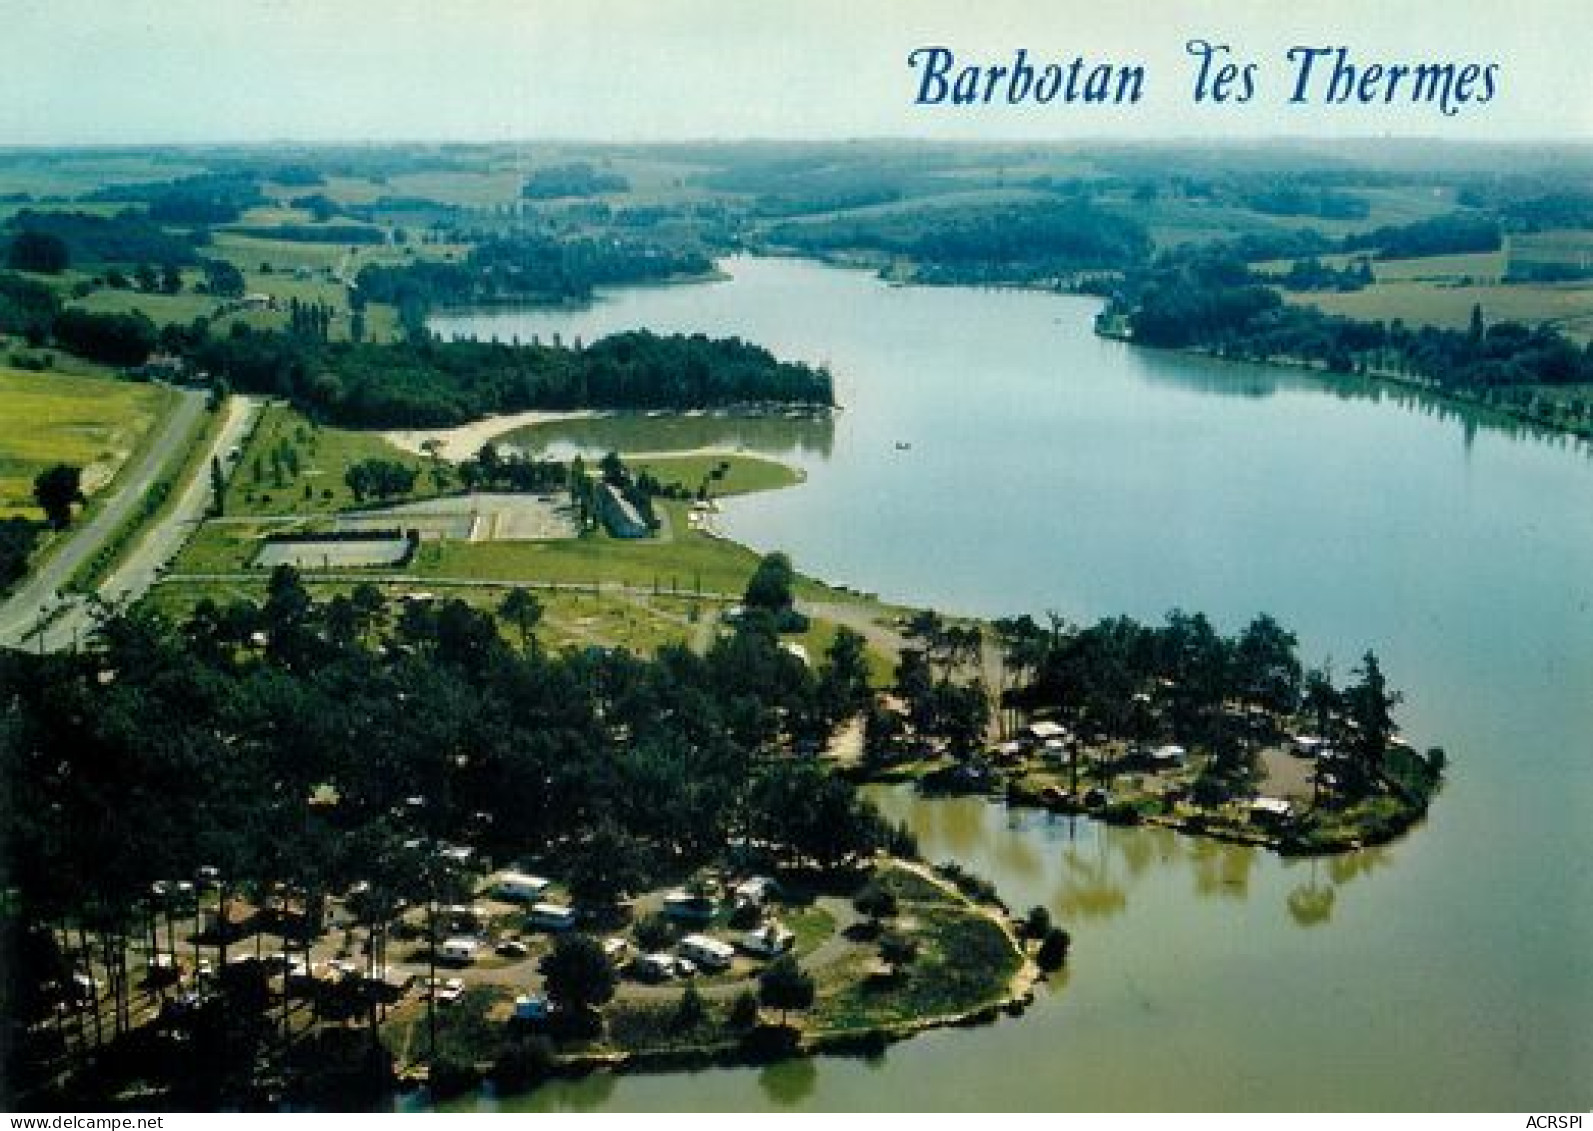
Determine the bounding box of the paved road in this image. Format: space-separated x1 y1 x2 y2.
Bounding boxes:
95 397 262 609
0 394 263 652
0 389 207 649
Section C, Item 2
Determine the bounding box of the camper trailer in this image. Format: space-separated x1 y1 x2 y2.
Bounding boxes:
679 933 735 972
527 902 577 931
494 872 551 902
440 937 479 964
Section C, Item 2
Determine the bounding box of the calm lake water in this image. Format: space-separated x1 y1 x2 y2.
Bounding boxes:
430 257 1593 1111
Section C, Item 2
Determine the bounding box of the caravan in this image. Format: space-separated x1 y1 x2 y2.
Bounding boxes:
527 902 577 931
494 872 551 902
679 933 735 972
439 937 479 964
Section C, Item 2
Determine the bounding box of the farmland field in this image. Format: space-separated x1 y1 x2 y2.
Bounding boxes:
1289 278 1593 340
0 366 174 518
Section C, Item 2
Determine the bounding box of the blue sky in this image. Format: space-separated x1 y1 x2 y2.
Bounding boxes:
3 0 1589 144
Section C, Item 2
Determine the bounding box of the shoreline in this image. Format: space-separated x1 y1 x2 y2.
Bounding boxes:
406 857 1039 1105
1093 324 1593 447
383 408 604 463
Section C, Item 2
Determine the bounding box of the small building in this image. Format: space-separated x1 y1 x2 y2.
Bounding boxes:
439 937 479 964
739 922 796 958
527 902 577 931
679 934 735 972
494 872 551 902
596 482 650 539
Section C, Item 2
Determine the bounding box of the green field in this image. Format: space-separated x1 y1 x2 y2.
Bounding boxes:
0 366 173 518
0 152 204 200
1290 279 1593 340
421 503 783 597
631 452 803 498
1260 249 1507 283
71 285 231 325
1511 229 1593 270
225 405 441 517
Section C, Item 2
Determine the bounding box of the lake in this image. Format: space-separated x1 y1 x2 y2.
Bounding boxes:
429 257 1593 1111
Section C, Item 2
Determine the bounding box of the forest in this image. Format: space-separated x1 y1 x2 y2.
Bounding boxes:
0 567 888 1104
355 231 712 320
1113 245 1593 392
193 327 834 427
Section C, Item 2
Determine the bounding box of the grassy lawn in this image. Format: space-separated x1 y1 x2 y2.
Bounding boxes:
0 366 174 518
790 615 894 688
420 504 845 604
171 520 299 574
226 405 442 516
811 864 1021 1033
71 287 229 324
422 508 756 596
149 567 892 662
812 903 1019 1031
783 903 837 958
154 412 898 658
631 452 802 498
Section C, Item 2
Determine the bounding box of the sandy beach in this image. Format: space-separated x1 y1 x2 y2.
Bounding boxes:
382 409 601 462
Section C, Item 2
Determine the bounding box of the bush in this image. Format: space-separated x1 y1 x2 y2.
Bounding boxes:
427 1050 481 1098
634 911 674 952
728 989 760 1031
1036 927 1071 970
672 983 707 1032
853 881 898 920
935 861 998 904
491 1034 554 1093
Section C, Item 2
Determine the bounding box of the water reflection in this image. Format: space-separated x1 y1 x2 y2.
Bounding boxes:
501 410 836 461
872 788 1394 933
757 1056 819 1108
1055 844 1129 921
1188 838 1257 901
1286 859 1337 928
1131 348 1586 455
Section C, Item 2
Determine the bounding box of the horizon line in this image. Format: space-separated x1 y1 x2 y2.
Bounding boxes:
3 134 1593 151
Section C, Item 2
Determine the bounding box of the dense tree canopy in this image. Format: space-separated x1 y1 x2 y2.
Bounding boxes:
32 464 84 529
190 327 832 428
1 564 893 1099
5 229 69 274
